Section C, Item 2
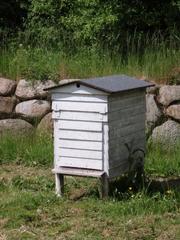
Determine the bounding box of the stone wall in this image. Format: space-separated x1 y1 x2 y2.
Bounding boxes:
146 85 180 144
0 78 55 135
0 77 180 144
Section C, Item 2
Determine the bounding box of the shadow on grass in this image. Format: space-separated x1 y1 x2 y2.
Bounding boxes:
68 175 180 201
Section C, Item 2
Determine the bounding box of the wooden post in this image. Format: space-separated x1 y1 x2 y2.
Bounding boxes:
100 173 109 198
55 174 64 197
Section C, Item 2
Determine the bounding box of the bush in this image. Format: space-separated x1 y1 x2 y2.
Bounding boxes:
24 0 180 50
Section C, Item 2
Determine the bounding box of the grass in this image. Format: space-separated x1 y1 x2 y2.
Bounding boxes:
0 134 179 176
145 142 180 177
0 135 180 239
0 163 180 240
0 41 180 84
0 134 53 167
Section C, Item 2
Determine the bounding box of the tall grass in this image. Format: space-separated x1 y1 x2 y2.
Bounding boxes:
0 134 53 166
0 33 180 84
145 142 180 176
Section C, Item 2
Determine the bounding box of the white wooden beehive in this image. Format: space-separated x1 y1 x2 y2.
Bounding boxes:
46 75 153 196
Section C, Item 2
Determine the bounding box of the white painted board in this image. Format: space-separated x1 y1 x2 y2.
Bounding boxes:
59 129 103 141
52 111 107 122
50 84 107 95
58 139 102 150
52 101 107 113
52 93 107 102
59 148 102 160
58 120 102 131
57 157 102 170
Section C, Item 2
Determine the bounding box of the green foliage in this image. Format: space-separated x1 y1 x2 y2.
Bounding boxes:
1 0 179 50
23 0 180 49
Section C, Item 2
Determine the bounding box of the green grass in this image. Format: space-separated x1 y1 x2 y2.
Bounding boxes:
0 134 179 176
0 134 53 167
146 142 180 177
0 42 180 84
0 164 180 240
0 135 180 239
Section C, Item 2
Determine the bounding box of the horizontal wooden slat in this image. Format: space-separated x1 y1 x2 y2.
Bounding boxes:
59 148 102 160
109 113 145 127
52 101 107 113
52 93 107 102
110 130 145 145
52 167 104 177
57 111 107 122
58 139 102 150
57 157 102 170
109 89 144 102
59 130 102 141
108 95 144 112
108 104 146 122
109 122 145 139
58 120 102 131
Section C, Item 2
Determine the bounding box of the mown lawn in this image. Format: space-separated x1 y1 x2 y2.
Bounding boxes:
0 136 180 239
0 164 180 240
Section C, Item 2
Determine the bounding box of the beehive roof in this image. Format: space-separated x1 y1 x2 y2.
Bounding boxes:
45 75 154 93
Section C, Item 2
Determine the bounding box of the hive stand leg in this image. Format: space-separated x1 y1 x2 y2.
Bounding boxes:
100 174 109 198
55 174 64 197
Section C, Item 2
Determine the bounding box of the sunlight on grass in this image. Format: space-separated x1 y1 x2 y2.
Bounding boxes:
0 43 179 84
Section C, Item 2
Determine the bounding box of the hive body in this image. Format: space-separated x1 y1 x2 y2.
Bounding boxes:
46 75 152 196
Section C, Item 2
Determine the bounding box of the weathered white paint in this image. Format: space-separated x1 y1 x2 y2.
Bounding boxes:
58 139 102 150
52 111 107 122
58 129 103 141
52 101 107 113
52 93 107 102
103 123 109 175
52 167 104 177
108 90 146 177
58 120 102 131
50 82 147 196
108 103 145 122
58 157 102 170
59 148 102 160
108 94 145 112
51 84 107 95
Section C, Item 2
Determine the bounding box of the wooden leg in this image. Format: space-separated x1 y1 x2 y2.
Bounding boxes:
100 174 109 198
55 174 64 197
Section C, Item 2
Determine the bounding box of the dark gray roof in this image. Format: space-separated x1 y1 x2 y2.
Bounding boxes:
45 75 154 93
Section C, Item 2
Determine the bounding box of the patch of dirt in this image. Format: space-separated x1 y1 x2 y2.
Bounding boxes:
0 164 52 182
156 225 180 240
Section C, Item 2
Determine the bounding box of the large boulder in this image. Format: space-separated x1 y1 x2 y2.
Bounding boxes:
146 85 159 95
0 78 16 96
0 96 16 114
37 112 53 135
146 94 163 130
15 79 56 100
166 104 180 121
158 85 180 106
0 119 34 135
151 120 180 145
15 100 50 119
